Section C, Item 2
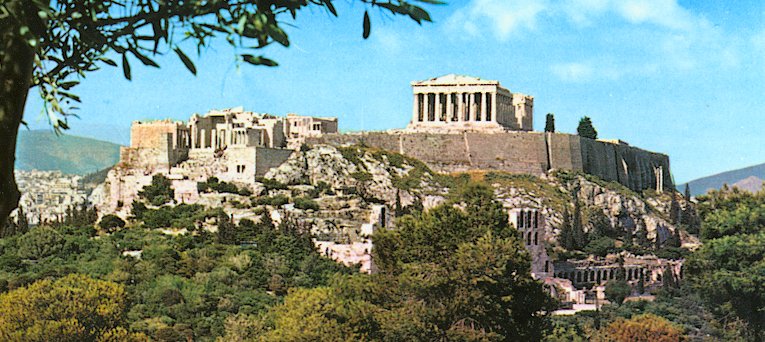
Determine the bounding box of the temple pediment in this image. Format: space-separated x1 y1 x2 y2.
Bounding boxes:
411 74 500 87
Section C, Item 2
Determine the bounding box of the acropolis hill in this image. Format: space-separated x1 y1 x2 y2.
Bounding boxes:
311 74 672 192
99 74 672 216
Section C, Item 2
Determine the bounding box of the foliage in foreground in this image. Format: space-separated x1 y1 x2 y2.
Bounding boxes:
221 183 557 341
0 217 348 340
0 274 147 341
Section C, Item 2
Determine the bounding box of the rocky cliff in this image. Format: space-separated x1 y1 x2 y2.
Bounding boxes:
96 144 695 251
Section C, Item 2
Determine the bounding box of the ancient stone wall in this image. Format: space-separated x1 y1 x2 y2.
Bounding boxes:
547 132 583 171
466 132 547 174
255 148 295 177
307 131 673 191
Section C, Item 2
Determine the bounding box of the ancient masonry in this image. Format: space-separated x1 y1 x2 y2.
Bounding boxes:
510 207 683 307
104 75 672 215
99 108 337 215
308 74 673 193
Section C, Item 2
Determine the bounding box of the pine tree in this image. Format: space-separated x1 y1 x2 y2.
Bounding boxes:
544 113 555 133
577 116 598 139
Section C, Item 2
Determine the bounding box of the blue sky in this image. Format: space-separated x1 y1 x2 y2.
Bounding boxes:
22 1 765 184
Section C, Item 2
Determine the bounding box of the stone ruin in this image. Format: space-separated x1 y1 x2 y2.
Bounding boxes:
95 108 337 217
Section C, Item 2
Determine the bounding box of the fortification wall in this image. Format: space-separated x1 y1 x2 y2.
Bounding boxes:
307 131 673 191
547 132 583 171
465 132 548 174
130 122 180 148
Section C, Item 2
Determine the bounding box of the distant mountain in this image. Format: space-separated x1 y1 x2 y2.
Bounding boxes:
16 130 121 175
680 163 765 196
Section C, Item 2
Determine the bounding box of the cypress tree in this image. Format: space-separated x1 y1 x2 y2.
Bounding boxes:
572 200 586 249
669 227 682 248
635 219 649 247
663 268 677 289
577 116 598 139
560 207 576 250
684 183 691 202
544 113 555 133
669 196 681 225
16 205 28 234
394 189 404 217
217 212 237 244
654 231 662 250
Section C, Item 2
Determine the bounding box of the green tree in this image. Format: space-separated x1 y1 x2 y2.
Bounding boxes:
605 279 631 305
139 174 175 206
15 205 28 235
545 113 556 132
634 219 649 247
572 200 587 249
684 183 692 202
368 183 555 340
217 212 237 244
0 0 438 226
17 226 67 260
99 214 126 232
600 313 683 342
253 287 368 341
685 233 765 338
0 274 145 340
559 207 576 250
577 116 598 139
669 196 681 225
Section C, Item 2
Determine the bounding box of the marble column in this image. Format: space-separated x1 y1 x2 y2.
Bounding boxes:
491 92 497 124
480 93 486 122
420 94 426 122
458 93 465 122
435 92 442 122
446 93 453 122
467 93 475 121
412 94 419 123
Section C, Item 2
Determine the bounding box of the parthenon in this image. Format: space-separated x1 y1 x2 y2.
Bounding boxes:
406 74 533 132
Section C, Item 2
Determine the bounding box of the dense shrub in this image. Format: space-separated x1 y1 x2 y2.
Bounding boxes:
256 177 288 191
254 195 289 207
139 174 175 206
99 214 126 232
294 197 319 211
198 177 252 196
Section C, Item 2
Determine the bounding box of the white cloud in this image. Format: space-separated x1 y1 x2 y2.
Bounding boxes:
445 0 548 40
550 63 593 82
445 0 744 81
447 0 706 39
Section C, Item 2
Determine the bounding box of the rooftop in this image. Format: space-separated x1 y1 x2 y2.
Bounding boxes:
411 74 502 87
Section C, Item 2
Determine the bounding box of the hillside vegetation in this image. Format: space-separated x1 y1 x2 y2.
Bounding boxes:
16 130 120 175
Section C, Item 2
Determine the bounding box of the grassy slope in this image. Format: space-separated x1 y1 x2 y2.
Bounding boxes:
16 130 121 175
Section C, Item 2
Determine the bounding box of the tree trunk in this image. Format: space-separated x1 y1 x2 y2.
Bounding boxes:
0 6 36 225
